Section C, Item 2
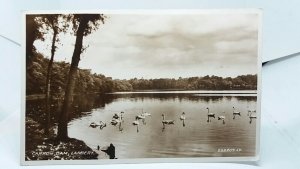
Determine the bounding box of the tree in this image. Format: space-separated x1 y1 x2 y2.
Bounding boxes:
26 15 44 62
57 14 106 141
36 14 70 135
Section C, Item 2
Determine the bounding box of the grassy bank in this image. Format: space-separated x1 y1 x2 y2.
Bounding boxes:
25 117 98 160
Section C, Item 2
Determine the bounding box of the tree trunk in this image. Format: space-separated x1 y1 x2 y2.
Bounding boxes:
44 28 57 135
57 18 89 141
26 15 36 59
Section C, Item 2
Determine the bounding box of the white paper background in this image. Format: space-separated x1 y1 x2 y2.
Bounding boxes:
1 0 300 168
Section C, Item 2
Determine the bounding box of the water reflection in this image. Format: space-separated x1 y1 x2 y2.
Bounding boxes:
26 91 258 158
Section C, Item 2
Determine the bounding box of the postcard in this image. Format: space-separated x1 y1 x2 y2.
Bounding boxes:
22 9 261 165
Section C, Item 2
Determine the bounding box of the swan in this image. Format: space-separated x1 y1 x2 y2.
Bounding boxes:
180 112 186 127
247 106 256 116
120 111 124 120
112 111 124 120
110 119 121 126
132 118 139 125
250 114 257 119
249 112 257 124
233 107 241 116
206 108 215 118
218 116 225 120
132 117 140 132
112 113 119 119
180 112 186 120
247 110 251 116
162 114 175 124
247 109 256 116
99 121 106 129
218 112 226 124
118 122 124 132
140 108 151 117
142 112 151 117
136 114 146 120
89 122 99 128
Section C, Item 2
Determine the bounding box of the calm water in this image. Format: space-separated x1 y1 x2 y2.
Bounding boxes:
65 91 257 159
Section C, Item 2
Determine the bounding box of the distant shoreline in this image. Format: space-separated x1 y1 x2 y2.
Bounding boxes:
26 90 257 100
108 90 257 94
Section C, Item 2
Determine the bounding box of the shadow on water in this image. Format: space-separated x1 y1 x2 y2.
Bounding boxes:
26 92 257 128
26 94 118 126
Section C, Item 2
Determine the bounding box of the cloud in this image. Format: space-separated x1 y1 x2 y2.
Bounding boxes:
36 13 259 79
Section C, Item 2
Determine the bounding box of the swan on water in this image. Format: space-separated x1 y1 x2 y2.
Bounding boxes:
110 119 121 126
232 107 241 119
162 114 175 124
180 112 186 120
142 112 151 117
206 108 215 118
136 114 146 120
217 112 226 124
132 117 140 132
249 112 257 124
112 111 125 120
99 121 106 129
233 107 241 116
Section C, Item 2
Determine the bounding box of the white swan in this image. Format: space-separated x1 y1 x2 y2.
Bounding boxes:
99 121 106 129
248 110 256 116
112 111 125 120
89 122 99 128
233 107 241 116
206 108 215 123
250 113 257 118
218 115 225 120
132 117 140 132
110 119 121 126
112 113 119 119
247 110 251 116
218 112 226 124
180 112 186 120
120 111 124 120
90 121 107 129
142 112 151 117
162 114 175 124
249 112 257 124
180 112 186 127
206 108 215 118
132 120 139 125
136 114 146 120
132 116 139 125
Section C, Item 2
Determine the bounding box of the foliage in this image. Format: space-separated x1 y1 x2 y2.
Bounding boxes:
71 14 106 36
26 15 45 59
26 52 257 96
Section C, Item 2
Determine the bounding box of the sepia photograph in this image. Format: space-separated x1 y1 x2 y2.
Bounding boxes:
22 10 261 164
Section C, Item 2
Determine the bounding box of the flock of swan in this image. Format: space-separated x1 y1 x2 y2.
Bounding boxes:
206 106 257 124
89 106 257 132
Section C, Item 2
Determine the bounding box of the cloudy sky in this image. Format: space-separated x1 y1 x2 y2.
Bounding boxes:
35 12 259 80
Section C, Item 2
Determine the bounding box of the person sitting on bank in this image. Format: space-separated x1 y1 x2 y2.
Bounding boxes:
101 143 116 159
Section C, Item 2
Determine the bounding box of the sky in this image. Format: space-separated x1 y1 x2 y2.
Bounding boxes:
34 12 259 80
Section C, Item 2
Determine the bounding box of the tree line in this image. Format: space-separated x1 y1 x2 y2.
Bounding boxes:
27 52 257 97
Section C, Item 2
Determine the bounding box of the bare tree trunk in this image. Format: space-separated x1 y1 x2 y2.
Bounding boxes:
57 18 88 141
44 28 57 135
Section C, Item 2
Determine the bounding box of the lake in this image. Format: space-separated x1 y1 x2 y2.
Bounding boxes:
64 90 258 159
